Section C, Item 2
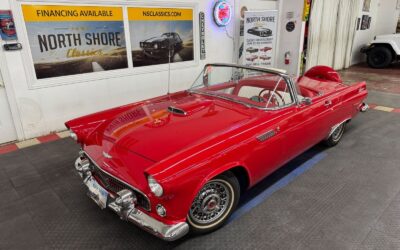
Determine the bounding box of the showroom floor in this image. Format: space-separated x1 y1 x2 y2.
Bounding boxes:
1 66 400 249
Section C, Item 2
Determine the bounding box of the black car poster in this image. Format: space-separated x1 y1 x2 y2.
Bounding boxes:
128 7 194 67
22 5 128 79
243 10 278 68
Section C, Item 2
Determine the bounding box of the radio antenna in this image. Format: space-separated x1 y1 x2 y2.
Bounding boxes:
168 46 171 96
167 22 172 97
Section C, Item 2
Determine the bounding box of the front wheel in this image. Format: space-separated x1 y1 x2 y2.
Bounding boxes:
187 172 240 234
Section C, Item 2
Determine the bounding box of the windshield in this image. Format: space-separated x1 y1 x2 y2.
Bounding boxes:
190 65 296 109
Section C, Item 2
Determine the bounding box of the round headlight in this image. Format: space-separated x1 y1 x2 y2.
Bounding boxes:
154 44 158 49
147 175 163 197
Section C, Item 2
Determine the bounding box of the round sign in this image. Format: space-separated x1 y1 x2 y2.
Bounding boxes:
286 21 296 32
214 0 233 27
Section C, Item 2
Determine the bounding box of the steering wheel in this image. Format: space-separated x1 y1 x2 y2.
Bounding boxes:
258 89 285 106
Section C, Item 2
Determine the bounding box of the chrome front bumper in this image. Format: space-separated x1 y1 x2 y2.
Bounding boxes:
74 156 189 241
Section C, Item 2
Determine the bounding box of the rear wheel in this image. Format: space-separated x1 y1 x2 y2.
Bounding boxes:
187 172 240 234
324 123 346 147
367 46 393 68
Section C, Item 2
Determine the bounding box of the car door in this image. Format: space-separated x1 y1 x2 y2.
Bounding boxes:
244 109 292 183
281 94 335 162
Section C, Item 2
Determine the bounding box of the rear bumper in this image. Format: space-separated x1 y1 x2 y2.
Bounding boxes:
74 155 189 241
359 102 369 113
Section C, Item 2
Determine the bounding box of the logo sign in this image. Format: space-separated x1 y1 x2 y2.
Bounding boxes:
199 12 206 60
213 0 232 27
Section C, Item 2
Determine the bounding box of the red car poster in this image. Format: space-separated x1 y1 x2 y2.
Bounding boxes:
0 10 17 40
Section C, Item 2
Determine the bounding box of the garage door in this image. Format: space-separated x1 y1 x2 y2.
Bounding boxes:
0 70 17 144
306 0 363 70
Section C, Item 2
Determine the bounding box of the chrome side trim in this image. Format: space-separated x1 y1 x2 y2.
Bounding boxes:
81 150 151 211
257 129 277 142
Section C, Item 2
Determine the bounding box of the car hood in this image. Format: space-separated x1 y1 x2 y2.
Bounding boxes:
84 93 254 164
143 36 165 43
375 34 400 40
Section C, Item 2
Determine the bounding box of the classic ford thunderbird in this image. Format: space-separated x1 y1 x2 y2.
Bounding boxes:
66 64 368 241
247 26 273 37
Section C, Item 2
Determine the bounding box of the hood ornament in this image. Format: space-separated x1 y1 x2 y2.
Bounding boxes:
103 151 112 159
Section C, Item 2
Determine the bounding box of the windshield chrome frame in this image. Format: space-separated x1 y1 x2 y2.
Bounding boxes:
189 63 300 111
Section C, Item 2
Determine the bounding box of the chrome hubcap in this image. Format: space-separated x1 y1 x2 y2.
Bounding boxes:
332 124 344 141
189 181 231 225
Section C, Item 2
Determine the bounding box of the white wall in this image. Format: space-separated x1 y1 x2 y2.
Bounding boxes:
239 0 277 11
276 0 304 76
352 0 400 65
1 0 306 141
0 0 237 140
375 0 400 35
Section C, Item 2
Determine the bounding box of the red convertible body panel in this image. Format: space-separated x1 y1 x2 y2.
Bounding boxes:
66 64 368 239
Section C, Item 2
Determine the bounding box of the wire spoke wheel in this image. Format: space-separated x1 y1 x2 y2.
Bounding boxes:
189 181 231 225
187 173 239 233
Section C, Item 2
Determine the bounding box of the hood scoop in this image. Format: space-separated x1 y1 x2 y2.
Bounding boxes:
168 106 187 116
167 99 213 117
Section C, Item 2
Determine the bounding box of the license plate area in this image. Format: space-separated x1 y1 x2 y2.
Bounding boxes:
86 176 109 209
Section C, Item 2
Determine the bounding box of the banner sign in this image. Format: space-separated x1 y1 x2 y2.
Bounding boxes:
128 7 194 67
0 10 17 40
243 10 278 68
303 0 311 21
199 12 206 60
22 5 127 79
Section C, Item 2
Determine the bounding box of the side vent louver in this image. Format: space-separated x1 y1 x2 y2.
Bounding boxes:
167 106 187 116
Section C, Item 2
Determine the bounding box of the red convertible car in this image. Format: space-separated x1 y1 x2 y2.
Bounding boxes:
66 64 368 241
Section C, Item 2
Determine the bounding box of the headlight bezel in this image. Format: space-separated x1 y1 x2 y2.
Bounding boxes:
147 175 163 197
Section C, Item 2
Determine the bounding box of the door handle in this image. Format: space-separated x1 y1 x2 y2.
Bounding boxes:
324 100 332 107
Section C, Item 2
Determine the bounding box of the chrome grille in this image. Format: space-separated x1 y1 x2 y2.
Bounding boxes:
91 164 151 211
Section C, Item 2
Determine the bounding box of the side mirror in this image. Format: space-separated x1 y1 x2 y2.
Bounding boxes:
301 97 312 105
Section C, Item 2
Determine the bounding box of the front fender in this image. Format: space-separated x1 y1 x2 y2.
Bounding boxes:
157 161 251 222
371 41 400 55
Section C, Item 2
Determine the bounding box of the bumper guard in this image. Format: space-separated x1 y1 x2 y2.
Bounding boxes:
75 156 189 241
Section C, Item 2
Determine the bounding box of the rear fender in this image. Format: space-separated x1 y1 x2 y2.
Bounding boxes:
304 66 342 83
